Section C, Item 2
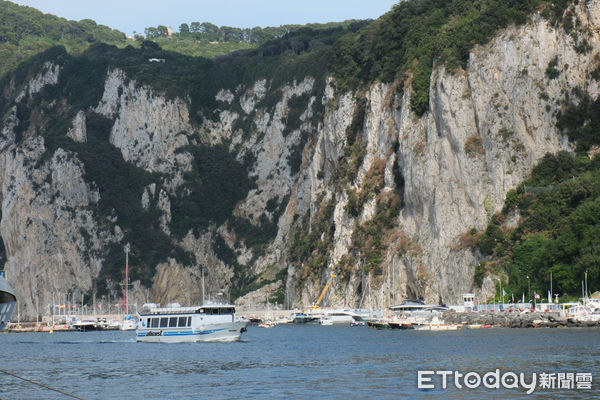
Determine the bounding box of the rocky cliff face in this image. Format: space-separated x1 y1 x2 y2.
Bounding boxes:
2 2 600 318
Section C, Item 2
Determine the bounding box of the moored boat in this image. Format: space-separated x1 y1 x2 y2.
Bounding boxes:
367 320 391 329
291 312 320 324
258 320 275 328
388 321 414 330
390 300 448 314
136 302 248 343
120 315 138 331
72 320 102 331
0 271 16 332
413 324 461 331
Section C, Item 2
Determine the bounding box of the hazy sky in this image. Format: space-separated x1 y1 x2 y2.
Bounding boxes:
11 0 399 36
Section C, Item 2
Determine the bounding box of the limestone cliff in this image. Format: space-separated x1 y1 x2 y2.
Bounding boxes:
1 2 599 318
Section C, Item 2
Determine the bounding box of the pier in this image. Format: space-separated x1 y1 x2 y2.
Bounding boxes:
3 313 124 333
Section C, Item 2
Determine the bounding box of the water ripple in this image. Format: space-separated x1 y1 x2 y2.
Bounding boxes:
1 326 599 399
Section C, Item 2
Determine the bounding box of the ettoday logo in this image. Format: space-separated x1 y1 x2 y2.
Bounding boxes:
417 370 593 394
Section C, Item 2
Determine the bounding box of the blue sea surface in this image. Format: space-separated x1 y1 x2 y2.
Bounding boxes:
1 325 599 399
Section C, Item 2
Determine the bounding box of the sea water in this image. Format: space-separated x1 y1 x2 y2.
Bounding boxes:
1 325 598 399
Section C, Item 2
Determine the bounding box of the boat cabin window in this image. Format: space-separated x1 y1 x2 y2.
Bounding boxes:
147 316 191 328
200 307 235 315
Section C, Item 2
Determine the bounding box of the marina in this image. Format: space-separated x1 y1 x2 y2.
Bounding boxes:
5 291 600 332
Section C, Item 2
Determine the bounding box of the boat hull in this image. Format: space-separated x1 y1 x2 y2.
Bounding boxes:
73 321 102 331
0 277 17 332
136 320 248 343
0 301 16 332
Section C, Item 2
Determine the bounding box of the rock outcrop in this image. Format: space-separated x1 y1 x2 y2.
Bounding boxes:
2 2 600 318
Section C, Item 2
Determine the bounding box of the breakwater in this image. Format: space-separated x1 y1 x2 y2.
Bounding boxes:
442 310 600 328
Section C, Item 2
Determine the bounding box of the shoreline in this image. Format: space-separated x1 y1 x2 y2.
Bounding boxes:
4 309 599 332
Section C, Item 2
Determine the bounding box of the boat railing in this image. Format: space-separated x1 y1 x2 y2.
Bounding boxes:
141 306 201 315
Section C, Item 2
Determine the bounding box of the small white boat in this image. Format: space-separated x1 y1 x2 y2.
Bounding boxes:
413 323 462 331
321 309 362 325
120 315 138 331
136 302 248 343
73 320 101 331
258 321 275 328
412 316 461 331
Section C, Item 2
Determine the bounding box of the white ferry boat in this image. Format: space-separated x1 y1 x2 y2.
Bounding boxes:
0 271 16 332
320 309 375 325
136 302 248 343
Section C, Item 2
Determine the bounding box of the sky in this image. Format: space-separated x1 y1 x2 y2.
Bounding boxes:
10 0 399 36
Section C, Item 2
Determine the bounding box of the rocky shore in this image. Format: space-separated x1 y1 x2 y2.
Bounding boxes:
442 310 600 328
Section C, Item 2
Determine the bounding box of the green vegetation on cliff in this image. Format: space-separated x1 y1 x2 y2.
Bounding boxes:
170 144 254 238
330 0 572 114
470 86 600 299
0 1 126 77
0 0 589 299
474 148 600 299
3 0 575 118
143 20 364 59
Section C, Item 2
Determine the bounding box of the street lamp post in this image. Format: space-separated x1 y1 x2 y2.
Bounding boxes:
527 275 530 304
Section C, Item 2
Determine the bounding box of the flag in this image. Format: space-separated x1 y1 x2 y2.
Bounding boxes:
534 292 540 299
502 289 507 297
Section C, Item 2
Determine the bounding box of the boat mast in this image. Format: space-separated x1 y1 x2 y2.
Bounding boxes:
392 258 395 306
550 270 552 304
123 243 130 321
368 271 372 316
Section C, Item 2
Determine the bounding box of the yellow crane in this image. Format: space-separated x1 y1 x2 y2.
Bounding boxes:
311 274 336 311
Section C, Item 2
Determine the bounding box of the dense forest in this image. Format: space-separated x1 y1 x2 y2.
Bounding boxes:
0 1 126 77
141 20 366 58
141 0 579 117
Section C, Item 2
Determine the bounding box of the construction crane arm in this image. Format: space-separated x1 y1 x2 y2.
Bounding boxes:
312 274 336 309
